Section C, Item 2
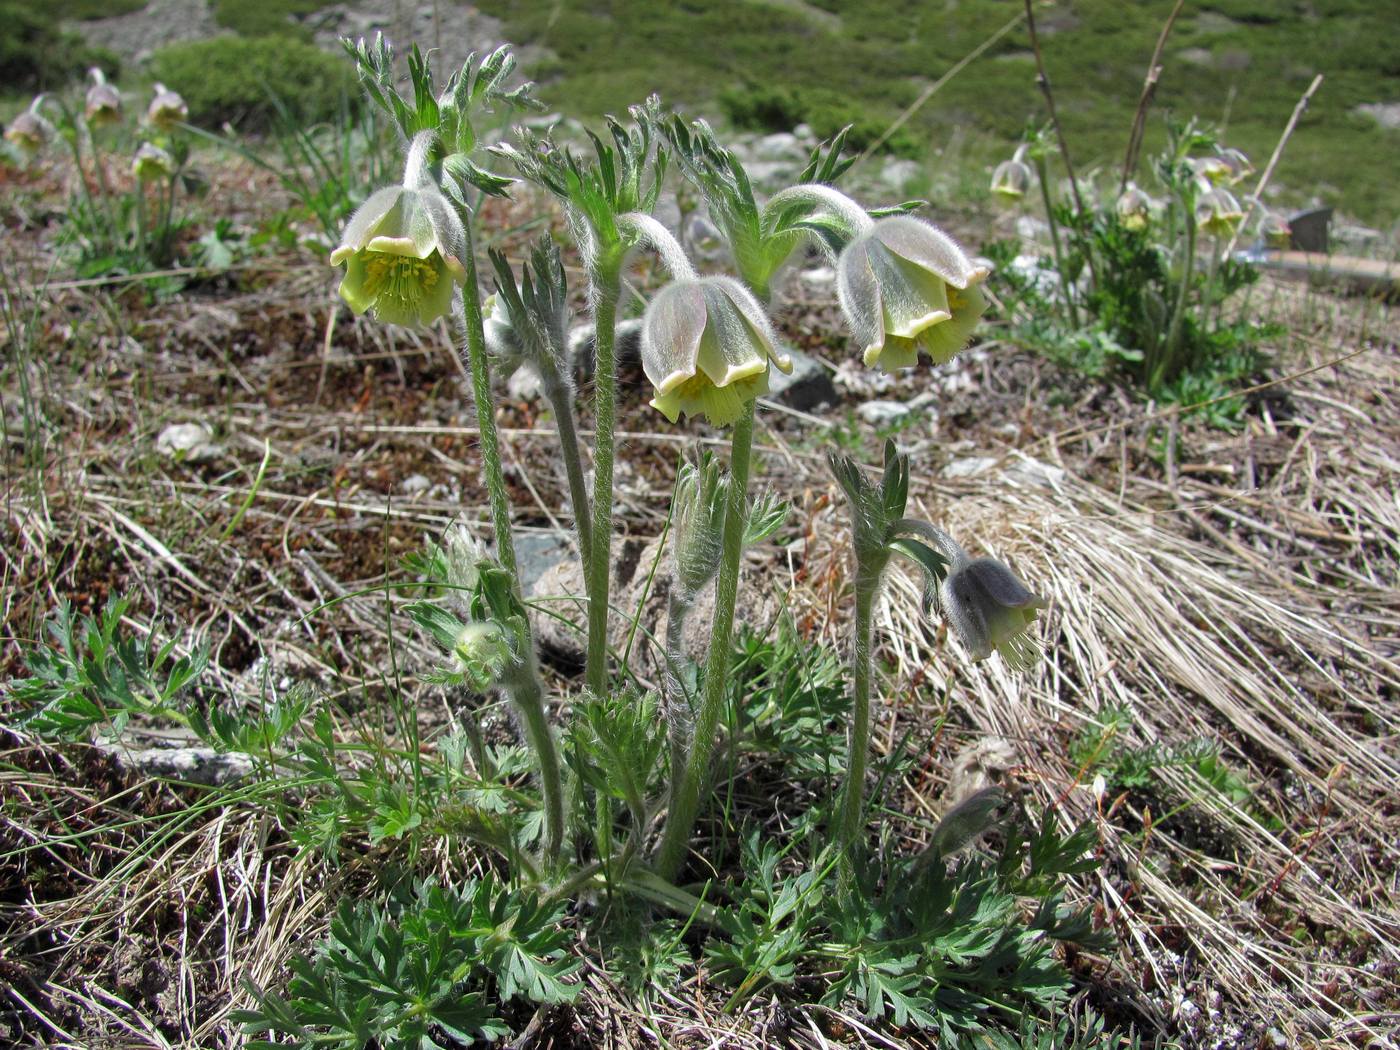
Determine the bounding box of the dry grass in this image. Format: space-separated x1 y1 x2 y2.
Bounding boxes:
2 154 1398 1049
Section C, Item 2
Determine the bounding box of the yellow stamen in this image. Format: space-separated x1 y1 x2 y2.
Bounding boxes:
362 252 440 312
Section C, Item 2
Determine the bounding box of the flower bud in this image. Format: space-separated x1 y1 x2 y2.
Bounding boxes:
836 216 990 372
84 69 122 128
1115 183 1153 232
641 275 791 426
671 454 727 600
131 142 176 182
452 621 509 688
989 156 1032 202
940 556 1047 672
146 83 188 130
330 183 468 327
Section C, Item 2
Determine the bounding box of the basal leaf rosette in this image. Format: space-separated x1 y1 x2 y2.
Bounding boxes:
642 275 792 426
331 184 468 328
940 556 1047 672
837 216 990 372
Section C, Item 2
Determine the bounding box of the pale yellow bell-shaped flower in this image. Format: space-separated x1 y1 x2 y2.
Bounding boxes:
85 69 122 128
989 156 1032 201
132 142 176 182
146 83 188 130
1115 183 1153 231
836 216 990 372
641 275 791 426
330 184 468 328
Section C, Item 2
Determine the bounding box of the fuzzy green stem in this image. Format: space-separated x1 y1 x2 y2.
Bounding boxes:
454 219 519 580
539 366 592 566
1033 154 1079 330
838 576 878 859
503 657 565 862
1160 211 1198 387
655 403 756 879
584 260 623 695
663 589 695 785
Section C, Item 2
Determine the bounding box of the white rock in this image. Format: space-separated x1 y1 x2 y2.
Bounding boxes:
857 400 913 426
156 422 221 462
401 473 431 495
943 456 999 479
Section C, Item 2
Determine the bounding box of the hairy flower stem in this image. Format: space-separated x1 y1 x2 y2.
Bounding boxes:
454 221 519 581
839 575 879 860
539 366 592 566
1033 154 1080 330
502 657 565 862
584 261 623 695
1161 210 1198 386
453 216 564 859
663 590 695 784
655 402 756 880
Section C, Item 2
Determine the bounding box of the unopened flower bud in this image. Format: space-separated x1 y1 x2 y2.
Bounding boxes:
452 621 509 686
671 454 727 600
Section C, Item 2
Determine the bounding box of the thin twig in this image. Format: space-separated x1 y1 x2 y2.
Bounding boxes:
1225 74 1324 257
1022 0 1089 222
1120 0 1186 194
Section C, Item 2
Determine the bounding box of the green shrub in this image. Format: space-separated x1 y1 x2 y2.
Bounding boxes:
211 0 328 39
148 35 357 130
0 2 119 91
719 82 918 157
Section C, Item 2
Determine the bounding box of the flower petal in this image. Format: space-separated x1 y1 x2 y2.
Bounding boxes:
837 235 887 359
874 215 990 289
641 281 707 391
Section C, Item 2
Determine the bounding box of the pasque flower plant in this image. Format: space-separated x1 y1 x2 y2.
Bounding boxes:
319 37 1058 1019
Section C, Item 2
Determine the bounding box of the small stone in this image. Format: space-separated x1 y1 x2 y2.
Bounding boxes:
156 422 221 463
800 265 835 289
400 473 431 495
943 456 999 479
856 400 913 426
879 158 923 194
1003 456 1065 492
753 131 806 163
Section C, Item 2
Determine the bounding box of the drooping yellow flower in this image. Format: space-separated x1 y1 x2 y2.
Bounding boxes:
4 100 53 159
330 184 468 328
85 69 122 128
641 275 792 426
989 155 1032 202
836 216 990 372
1195 185 1245 238
1115 183 1153 232
146 83 188 130
132 142 175 182
940 556 1047 672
